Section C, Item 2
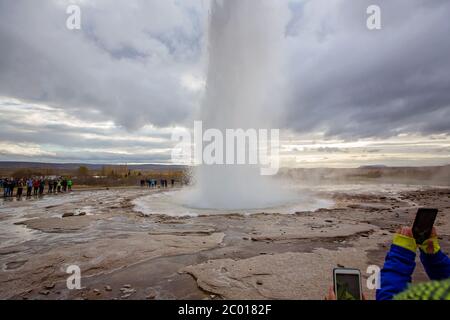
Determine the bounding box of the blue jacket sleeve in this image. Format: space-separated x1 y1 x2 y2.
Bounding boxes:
420 250 450 280
376 244 416 300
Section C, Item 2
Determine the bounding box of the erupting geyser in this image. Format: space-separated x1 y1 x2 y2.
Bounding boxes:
178 0 294 210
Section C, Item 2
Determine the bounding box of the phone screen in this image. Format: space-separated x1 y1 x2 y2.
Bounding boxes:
412 208 438 244
335 273 361 300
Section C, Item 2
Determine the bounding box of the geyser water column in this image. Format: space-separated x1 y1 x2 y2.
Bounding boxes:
179 0 292 210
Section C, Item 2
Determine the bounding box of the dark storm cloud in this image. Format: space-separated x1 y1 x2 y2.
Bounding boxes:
0 0 205 130
0 0 449 165
0 124 172 150
1 0 448 139
0 149 173 164
283 0 450 138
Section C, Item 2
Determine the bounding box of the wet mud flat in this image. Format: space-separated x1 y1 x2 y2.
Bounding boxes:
0 186 449 300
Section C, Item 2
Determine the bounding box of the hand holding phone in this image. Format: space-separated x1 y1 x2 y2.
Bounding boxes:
333 268 362 300
412 208 438 244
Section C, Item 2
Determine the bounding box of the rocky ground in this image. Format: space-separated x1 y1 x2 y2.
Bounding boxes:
0 186 448 300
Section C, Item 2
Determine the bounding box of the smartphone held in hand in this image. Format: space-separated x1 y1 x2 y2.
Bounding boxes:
333 268 363 300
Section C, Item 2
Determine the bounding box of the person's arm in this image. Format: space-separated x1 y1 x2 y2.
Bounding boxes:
376 227 417 301
419 229 450 280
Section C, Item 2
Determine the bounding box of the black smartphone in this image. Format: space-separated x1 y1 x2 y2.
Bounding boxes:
412 208 438 244
333 268 362 300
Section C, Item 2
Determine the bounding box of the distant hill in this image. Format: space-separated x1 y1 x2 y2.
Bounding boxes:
359 164 388 169
0 161 187 174
279 164 450 186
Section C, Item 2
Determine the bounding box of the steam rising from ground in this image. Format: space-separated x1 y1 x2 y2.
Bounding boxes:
177 0 293 210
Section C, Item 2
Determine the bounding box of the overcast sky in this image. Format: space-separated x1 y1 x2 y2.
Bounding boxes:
0 0 449 167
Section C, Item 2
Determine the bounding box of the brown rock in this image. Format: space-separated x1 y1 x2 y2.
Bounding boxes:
44 283 55 289
62 212 74 218
146 293 156 300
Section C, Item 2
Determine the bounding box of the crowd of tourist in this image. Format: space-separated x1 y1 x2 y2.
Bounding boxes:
1 177 73 198
140 178 175 188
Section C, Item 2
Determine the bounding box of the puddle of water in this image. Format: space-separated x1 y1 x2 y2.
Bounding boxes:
131 183 445 217
132 188 334 217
